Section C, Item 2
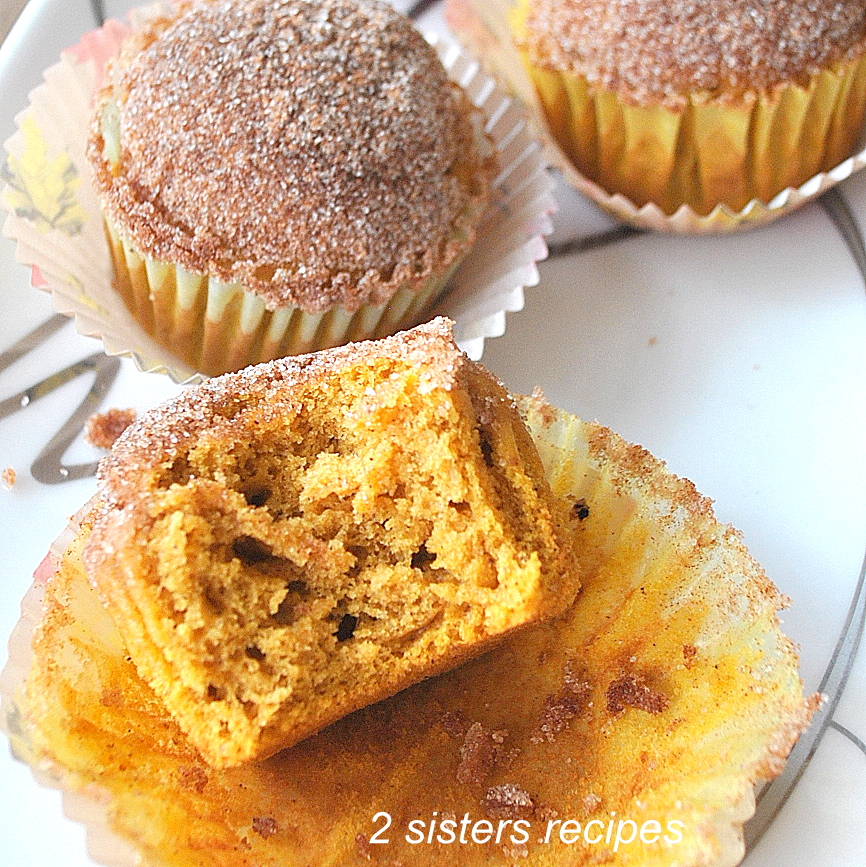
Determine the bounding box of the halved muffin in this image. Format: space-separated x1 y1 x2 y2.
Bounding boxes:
81 319 580 767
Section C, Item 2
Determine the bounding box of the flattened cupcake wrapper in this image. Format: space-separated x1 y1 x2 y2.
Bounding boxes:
447 0 866 234
1 399 815 867
2 18 555 383
0 498 141 867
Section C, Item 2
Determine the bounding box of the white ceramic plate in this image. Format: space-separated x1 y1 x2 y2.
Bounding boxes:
0 2 864 867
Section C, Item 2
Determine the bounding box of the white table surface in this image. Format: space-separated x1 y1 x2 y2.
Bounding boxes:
0 2 864 866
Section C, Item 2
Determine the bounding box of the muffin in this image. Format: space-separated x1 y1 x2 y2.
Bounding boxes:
87 0 493 376
512 0 866 217
4 390 815 867
77 319 580 768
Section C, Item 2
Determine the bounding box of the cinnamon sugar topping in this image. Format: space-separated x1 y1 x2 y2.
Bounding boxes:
682 643 698 668
523 0 866 107
177 765 208 793
251 816 278 839
97 319 475 505
89 0 490 312
606 672 669 715
481 783 536 820
456 722 511 786
439 708 471 739
531 659 591 743
85 407 137 450
354 832 373 860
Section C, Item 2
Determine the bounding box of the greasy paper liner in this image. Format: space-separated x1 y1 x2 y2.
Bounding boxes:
446 0 866 234
1 396 815 867
2 17 554 384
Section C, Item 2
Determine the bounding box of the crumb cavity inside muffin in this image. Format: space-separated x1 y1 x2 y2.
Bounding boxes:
83 320 579 767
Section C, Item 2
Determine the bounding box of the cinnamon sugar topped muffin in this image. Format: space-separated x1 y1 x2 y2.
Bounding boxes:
88 0 492 374
523 0 866 108
10 386 816 866
513 0 866 216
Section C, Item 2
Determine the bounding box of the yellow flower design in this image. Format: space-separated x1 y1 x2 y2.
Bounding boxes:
4 114 87 235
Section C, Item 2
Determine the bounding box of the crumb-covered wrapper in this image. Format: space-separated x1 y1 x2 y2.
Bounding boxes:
1 396 816 867
2 18 554 383
446 0 866 234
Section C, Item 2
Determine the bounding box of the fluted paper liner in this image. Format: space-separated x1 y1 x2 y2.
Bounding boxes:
2 15 554 383
447 0 866 234
2 395 815 867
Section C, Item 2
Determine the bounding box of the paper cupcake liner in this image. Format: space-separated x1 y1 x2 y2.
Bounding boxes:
0 497 141 867
2 19 555 383
523 53 866 218
1 396 815 867
446 0 866 234
104 216 453 376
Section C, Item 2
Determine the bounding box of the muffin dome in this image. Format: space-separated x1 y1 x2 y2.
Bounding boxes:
89 0 490 313
513 0 866 217
522 0 866 108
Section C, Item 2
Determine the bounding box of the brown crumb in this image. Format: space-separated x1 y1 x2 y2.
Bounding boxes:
570 498 590 521
85 407 137 449
457 721 511 785
482 783 536 820
682 644 697 668
355 831 373 860
251 816 278 839
1 467 15 489
440 709 471 739
177 765 208 793
606 673 669 715
532 660 591 743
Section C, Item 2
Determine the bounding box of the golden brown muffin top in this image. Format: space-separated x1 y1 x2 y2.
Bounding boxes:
88 0 490 312
521 0 866 107
97 318 486 506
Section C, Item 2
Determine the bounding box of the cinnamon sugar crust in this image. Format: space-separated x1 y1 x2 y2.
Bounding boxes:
481 783 536 820
605 671 669 715
88 0 491 312
522 0 866 107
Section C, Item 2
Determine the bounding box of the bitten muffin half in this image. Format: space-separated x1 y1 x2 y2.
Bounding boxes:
88 0 493 375
82 319 580 768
